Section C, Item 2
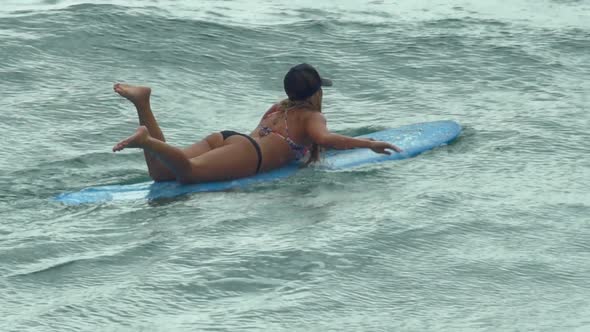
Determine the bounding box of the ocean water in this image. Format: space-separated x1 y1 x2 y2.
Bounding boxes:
1 0 589 331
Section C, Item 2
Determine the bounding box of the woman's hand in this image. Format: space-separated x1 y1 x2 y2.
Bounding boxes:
361 138 403 155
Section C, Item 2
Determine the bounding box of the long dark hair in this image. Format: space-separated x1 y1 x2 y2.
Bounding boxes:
278 97 322 165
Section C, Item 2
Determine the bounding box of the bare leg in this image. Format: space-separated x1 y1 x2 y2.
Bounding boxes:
114 84 163 139
113 126 259 184
114 83 176 181
114 83 224 181
113 126 194 183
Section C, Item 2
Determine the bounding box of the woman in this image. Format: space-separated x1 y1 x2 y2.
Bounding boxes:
113 63 402 184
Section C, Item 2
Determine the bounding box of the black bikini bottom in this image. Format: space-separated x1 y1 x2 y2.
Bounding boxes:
219 130 262 173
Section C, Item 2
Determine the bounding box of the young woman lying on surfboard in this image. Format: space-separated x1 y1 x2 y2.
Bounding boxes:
112 63 402 184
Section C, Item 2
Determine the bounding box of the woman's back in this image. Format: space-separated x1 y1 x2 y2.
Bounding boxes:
251 103 316 171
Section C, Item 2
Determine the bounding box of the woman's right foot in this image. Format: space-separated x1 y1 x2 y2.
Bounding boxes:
113 126 150 152
113 83 151 105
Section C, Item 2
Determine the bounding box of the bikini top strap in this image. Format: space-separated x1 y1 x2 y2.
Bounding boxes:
263 104 282 119
262 104 305 151
262 104 292 138
283 108 290 138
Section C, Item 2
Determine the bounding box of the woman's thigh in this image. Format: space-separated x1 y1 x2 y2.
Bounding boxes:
187 137 259 182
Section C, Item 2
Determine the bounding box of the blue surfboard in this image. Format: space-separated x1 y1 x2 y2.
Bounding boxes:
55 120 461 205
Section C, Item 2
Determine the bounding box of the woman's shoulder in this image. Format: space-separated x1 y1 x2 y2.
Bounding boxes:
305 110 326 123
262 103 281 117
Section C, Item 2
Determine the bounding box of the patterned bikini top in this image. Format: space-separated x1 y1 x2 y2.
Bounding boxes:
259 105 309 160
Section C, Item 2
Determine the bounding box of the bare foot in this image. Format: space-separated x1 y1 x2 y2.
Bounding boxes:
113 83 151 105
113 126 150 152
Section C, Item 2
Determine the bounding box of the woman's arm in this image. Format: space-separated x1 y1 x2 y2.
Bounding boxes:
305 112 402 154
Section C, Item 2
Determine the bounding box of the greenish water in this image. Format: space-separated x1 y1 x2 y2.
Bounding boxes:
1 1 589 331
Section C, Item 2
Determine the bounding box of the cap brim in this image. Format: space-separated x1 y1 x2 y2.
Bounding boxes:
320 78 333 87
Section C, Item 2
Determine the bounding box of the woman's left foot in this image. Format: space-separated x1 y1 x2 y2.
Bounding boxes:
113 126 150 152
113 83 151 106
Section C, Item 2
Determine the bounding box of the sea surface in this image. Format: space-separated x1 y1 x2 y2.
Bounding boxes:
1 0 589 331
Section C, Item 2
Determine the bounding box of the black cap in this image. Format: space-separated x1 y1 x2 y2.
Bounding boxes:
283 63 332 101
